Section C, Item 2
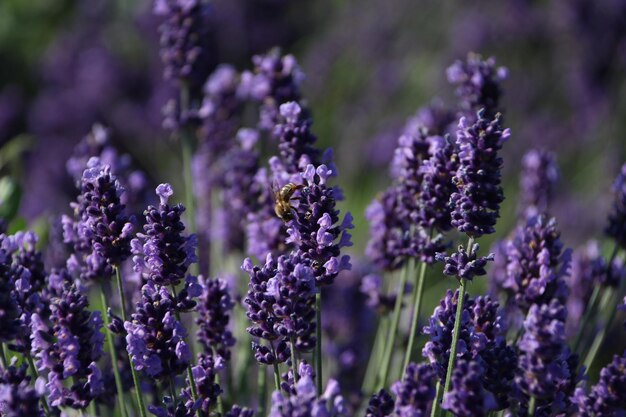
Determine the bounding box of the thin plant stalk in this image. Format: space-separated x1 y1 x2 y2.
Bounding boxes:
169 376 178 402
378 261 411 389
430 381 442 417
99 283 129 417
290 336 299 383
169 284 201 417
114 267 148 417
0 343 7 368
25 351 50 415
361 314 389 394
583 277 626 370
257 365 267 417
270 341 281 391
315 291 322 395
403 258 428 373
433 237 474 417
573 244 619 353
528 396 537 417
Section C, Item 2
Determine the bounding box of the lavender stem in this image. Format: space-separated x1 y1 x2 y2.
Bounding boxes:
0 343 7 368
403 257 428 373
315 291 322 395
257 365 266 417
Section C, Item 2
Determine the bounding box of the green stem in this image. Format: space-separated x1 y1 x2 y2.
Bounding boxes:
257 366 267 417
290 337 299 383
25 352 50 415
361 315 388 394
439 237 474 415
270 341 281 391
572 285 600 353
169 376 178 402
170 285 202 417
403 259 428 373
315 291 322 395
528 396 537 416
0 343 7 368
378 261 410 389
99 283 129 417
430 381 442 417
114 268 148 417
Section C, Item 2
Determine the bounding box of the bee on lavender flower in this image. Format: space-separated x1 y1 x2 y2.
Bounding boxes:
273 182 304 222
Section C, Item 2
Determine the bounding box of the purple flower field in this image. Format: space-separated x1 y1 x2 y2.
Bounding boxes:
1 1 626 416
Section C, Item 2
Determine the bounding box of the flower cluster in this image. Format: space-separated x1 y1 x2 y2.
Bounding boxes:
196 276 235 359
437 243 494 282
365 389 394 417
391 362 437 417
442 359 496 417
30 282 105 409
573 350 626 416
518 149 559 219
0 361 44 417
449 111 511 237
268 374 345 417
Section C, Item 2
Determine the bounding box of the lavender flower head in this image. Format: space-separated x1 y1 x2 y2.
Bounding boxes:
437 243 494 281
518 149 559 218
243 252 317 362
286 164 353 286
62 159 133 282
516 299 572 409
269 374 345 417
154 0 214 89
391 362 437 417
606 162 626 249
442 359 496 417
447 54 507 120
0 239 25 343
132 184 197 287
574 350 626 416
30 283 104 409
124 280 191 379
502 215 570 314
196 276 235 359
0 360 44 417
365 389 394 417
449 111 511 237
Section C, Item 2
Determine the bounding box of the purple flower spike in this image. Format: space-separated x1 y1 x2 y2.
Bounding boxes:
124 281 191 380
391 362 437 417
132 184 197 287
225 405 255 417
442 359 497 417
0 361 44 417
450 111 510 238
268 374 345 417
518 149 559 219
196 277 235 360
288 164 353 286
574 350 626 416
30 283 104 409
273 102 320 173
437 244 494 281
154 0 214 88
365 389 394 417
447 53 507 121
606 163 626 249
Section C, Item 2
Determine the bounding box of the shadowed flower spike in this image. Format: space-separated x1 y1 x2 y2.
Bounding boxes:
287 164 353 286
124 280 191 379
518 149 559 219
154 0 214 89
63 159 133 281
196 276 235 359
442 359 496 417
365 389 394 417
450 111 510 237
273 102 321 173
30 282 104 409
0 360 44 417
437 243 494 281
132 184 197 287
606 162 626 249
502 215 570 314
447 54 507 120
574 350 626 416
391 362 437 417
516 299 574 412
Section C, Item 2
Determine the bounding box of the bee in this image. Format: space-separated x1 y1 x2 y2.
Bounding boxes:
273 182 304 222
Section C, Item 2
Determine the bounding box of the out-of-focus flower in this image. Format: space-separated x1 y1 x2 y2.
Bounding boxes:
196 276 235 359
447 54 507 121
30 283 104 409
365 389 394 417
574 350 626 416
450 111 511 238
606 163 626 249
132 184 197 287
518 149 559 219
502 215 570 315
154 0 214 89
268 373 345 417
391 362 437 417
0 360 44 417
442 359 496 417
